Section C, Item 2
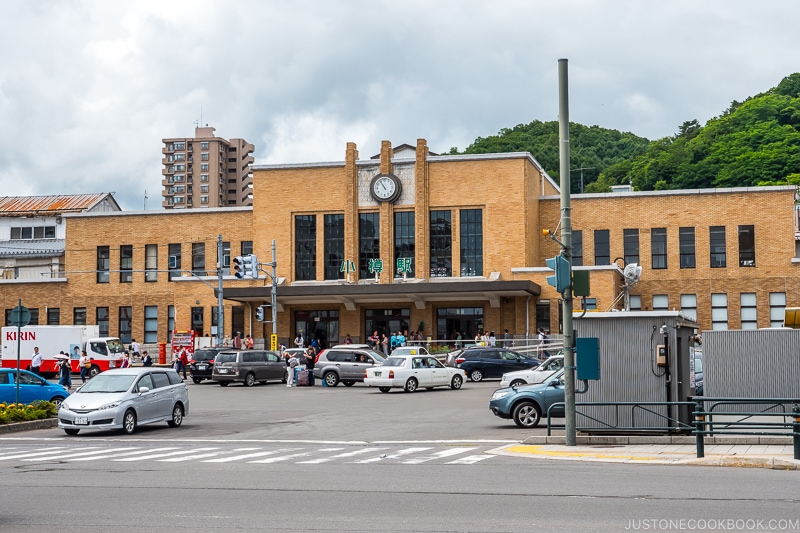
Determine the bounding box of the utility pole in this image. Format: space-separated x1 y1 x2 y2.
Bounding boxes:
270 240 278 339
571 167 595 194
217 234 224 347
559 58 577 447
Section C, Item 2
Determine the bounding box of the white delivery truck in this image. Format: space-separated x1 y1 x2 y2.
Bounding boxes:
1 325 124 378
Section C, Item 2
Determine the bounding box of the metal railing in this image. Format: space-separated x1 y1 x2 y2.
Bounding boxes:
545 401 696 435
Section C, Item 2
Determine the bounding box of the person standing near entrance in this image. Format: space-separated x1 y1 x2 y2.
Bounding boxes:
30 347 43 376
503 329 512 347
233 332 243 350
304 348 316 386
381 333 389 356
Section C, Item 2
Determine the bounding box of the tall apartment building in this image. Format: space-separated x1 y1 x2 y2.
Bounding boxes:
162 126 255 209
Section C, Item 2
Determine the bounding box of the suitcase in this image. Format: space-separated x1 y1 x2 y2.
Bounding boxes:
296 369 309 386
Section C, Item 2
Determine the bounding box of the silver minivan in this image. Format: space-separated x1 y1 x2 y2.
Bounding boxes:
212 350 285 387
313 347 385 387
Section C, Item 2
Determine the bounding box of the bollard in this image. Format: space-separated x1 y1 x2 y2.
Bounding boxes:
793 405 800 461
694 400 705 458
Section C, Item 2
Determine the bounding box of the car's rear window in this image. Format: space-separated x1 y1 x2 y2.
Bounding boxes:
193 349 220 362
382 357 406 367
216 353 238 363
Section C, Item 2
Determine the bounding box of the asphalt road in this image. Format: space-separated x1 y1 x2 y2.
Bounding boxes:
2 378 798 532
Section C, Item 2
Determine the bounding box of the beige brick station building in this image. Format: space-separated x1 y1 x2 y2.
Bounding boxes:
2 139 799 350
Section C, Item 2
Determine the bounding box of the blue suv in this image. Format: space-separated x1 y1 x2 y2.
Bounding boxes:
489 369 565 428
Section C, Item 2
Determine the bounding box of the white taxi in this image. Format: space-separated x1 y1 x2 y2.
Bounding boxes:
364 353 466 393
499 355 564 388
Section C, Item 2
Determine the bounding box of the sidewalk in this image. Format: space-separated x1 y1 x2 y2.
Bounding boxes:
489 435 800 469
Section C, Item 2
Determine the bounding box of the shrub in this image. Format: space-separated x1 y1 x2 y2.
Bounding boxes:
0 400 57 424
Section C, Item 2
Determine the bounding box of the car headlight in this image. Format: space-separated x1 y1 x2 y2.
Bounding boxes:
99 401 122 410
60 401 70 411
491 390 511 400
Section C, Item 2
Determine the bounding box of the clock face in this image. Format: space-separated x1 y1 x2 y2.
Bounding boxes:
370 173 402 203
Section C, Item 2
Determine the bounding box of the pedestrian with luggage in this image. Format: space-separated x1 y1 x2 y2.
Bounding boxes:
286 352 298 387
79 350 91 383
57 353 72 389
304 347 316 386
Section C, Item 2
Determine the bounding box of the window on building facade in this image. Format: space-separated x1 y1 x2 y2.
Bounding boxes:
740 293 757 329
201 174 209 182
295 215 316 281
651 228 667 269
241 241 253 256
167 305 175 343
652 294 669 310
770 292 786 327
144 306 158 343
192 242 206 276
324 214 345 280
680 294 697 321
10 226 56 239
201 185 209 193
738 225 755 267
97 307 109 337
120 245 133 283
168 243 181 281
47 308 60 325
679 227 696 269
191 306 204 336
629 295 642 311
4 309 11 326
28 309 39 325
201 196 208 204
201 153 209 161
594 229 609 265
623 229 639 265
430 210 452 277
395 212 416 277
710 226 726 268
119 306 132 344
358 213 380 280
711 293 728 330
201 164 209 171
145 244 158 282
535 300 550 333
221 241 230 275
460 209 482 277
73 307 86 326
572 230 583 266
97 246 110 283
201 142 209 150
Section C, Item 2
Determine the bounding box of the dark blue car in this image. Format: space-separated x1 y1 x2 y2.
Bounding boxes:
489 369 565 428
456 348 541 382
0 369 70 408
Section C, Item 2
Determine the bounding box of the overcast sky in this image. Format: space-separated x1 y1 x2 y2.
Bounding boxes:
2 1 798 210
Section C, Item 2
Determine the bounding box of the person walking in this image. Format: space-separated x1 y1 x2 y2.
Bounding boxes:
141 350 152 367
304 347 316 386
79 350 91 383
233 332 243 349
57 353 72 389
178 348 189 379
286 352 298 387
294 332 304 349
129 338 141 361
503 329 512 347
120 352 131 368
30 347 43 376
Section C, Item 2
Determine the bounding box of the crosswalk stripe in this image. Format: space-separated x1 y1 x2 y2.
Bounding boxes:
115 447 218 462
0 447 92 461
249 450 313 463
446 454 492 464
203 449 293 463
352 447 432 464
161 451 223 462
23 447 138 462
297 447 388 464
402 447 477 464
67 447 180 461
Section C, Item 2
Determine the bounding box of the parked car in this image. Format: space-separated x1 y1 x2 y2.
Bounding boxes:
188 347 227 384
500 355 564 388
313 347 385 387
57 367 189 435
0 369 70 408
212 350 286 387
364 354 466 393
694 352 704 396
489 369 565 428
456 348 541 382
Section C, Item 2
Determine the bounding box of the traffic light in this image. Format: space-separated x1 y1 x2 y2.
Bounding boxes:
545 254 571 293
248 254 258 279
256 305 265 322
233 256 245 279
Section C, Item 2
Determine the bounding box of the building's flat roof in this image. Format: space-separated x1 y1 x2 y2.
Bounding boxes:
64 206 253 219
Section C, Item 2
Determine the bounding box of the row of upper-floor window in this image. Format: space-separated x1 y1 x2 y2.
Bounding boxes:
94 241 253 283
166 142 244 153
572 225 756 269
294 209 484 281
9 226 57 240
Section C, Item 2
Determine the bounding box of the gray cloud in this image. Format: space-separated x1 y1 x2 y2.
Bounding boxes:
1 0 798 210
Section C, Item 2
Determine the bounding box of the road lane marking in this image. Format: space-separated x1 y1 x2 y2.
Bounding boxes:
249 450 313 463
67 447 180 461
0 447 92 461
403 447 477 464
297 447 388 464
203 449 293 463
23 447 137 461
447 454 492 464
115 447 218 461
352 447 432 464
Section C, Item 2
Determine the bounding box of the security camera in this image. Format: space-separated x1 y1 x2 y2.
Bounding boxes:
659 324 668 335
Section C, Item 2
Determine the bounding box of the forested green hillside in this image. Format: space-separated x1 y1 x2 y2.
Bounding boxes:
453 73 800 193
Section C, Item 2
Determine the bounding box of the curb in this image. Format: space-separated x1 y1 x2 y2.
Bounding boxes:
522 435 794 446
0 418 58 434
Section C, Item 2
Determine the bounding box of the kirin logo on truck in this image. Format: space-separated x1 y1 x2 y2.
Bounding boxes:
4 331 36 341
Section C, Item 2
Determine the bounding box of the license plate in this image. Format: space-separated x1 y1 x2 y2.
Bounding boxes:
374 371 381 377
218 368 228 373
198 364 207 370
74 417 89 425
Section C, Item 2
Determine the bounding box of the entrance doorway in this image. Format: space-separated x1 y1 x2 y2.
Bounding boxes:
436 307 484 345
294 310 339 350
364 308 410 344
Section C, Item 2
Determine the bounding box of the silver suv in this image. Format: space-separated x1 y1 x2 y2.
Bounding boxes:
314 347 385 387
212 350 285 387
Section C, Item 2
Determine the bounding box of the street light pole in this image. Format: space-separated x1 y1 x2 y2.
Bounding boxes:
217 234 224 347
